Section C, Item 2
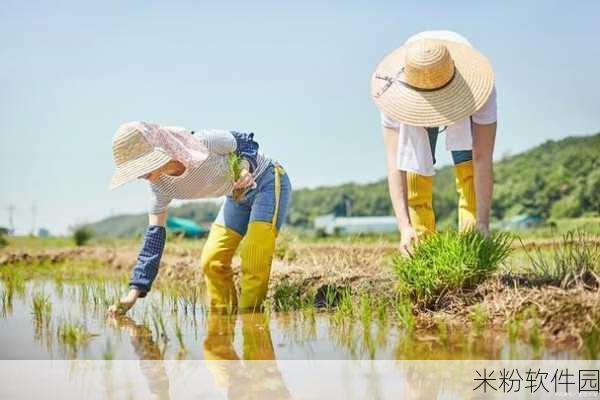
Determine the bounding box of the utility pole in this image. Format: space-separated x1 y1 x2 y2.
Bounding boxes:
6 204 15 235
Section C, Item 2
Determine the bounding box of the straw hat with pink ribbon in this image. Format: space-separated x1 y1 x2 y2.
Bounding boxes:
110 121 209 190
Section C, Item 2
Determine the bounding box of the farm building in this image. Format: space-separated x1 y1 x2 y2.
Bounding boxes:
166 217 209 238
314 214 397 235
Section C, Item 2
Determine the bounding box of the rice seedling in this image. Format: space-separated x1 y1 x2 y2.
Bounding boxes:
1 287 13 318
395 299 415 333
333 288 354 324
359 293 373 328
57 320 97 351
151 304 168 342
522 230 600 288
272 279 303 312
324 285 338 309
469 304 489 336
583 324 600 359
393 230 513 306
31 292 52 327
528 318 543 356
506 317 521 344
228 152 245 201
174 318 187 359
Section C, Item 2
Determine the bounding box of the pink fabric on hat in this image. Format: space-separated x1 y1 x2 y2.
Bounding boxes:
130 121 210 168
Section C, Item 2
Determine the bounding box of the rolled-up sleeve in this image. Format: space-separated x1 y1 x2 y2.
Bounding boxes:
149 187 172 215
198 129 237 155
472 86 497 125
380 112 401 129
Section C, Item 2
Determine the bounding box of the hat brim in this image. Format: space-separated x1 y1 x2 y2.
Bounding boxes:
109 149 172 190
371 40 495 127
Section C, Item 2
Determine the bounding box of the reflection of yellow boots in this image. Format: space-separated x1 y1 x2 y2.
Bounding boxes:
239 221 277 311
241 313 276 360
407 172 436 236
201 224 243 311
455 160 477 232
203 313 239 388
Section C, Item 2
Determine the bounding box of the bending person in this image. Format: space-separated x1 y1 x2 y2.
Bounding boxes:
371 30 497 254
106 122 291 314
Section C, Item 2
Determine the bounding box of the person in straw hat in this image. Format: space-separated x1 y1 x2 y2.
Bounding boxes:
107 122 291 315
371 30 497 254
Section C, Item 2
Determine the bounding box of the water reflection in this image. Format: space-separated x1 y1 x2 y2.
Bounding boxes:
203 312 291 399
109 316 170 399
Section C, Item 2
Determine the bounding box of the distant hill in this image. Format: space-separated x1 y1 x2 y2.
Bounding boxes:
89 133 600 236
89 201 220 238
288 132 600 229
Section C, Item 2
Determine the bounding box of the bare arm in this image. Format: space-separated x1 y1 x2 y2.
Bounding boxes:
382 127 418 253
149 210 168 227
471 122 497 234
382 127 411 230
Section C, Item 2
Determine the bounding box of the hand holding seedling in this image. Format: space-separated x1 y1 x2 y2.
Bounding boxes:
399 226 419 256
229 153 256 201
107 288 141 317
233 167 256 190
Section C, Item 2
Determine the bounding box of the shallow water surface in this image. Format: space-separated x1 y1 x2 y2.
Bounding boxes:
0 280 577 361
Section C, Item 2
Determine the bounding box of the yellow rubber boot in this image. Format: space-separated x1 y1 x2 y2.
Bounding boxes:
239 221 277 311
454 160 477 232
201 224 243 312
407 172 436 236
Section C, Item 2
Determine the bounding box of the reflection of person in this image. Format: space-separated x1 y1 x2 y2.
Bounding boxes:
203 312 291 399
106 122 292 316
372 31 497 254
109 316 170 399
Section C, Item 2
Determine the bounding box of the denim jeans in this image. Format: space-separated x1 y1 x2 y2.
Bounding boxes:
215 162 292 235
426 127 473 165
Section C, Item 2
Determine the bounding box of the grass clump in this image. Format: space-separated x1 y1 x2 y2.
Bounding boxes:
523 230 600 288
393 230 513 306
31 292 52 326
57 320 97 349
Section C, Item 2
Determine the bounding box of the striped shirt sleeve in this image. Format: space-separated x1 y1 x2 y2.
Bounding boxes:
149 186 172 214
197 129 237 155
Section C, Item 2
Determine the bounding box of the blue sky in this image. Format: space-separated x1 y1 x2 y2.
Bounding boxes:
1 0 599 234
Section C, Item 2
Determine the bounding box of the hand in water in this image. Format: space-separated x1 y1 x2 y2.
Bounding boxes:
107 289 141 317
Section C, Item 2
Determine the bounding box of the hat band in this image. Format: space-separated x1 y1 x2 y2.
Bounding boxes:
374 67 456 98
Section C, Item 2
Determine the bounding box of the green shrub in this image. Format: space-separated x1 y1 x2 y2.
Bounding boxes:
73 225 94 246
392 231 513 306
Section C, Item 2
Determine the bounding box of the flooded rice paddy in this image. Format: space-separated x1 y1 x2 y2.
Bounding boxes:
0 278 579 361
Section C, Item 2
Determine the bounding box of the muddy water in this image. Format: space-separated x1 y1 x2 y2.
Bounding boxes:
0 280 576 361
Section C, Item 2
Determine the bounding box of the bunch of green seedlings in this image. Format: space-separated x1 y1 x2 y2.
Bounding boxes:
523 230 600 288
228 152 245 201
57 319 97 352
31 292 52 329
393 230 513 306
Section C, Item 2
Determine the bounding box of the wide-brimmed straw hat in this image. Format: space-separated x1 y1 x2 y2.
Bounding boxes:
371 38 494 127
109 122 172 190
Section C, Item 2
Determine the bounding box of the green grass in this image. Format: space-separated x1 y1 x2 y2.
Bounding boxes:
57 320 97 349
522 230 600 288
393 230 513 306
31 292 52 326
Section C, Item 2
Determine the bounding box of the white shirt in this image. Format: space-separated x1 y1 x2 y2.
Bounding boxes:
381 30 497 175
